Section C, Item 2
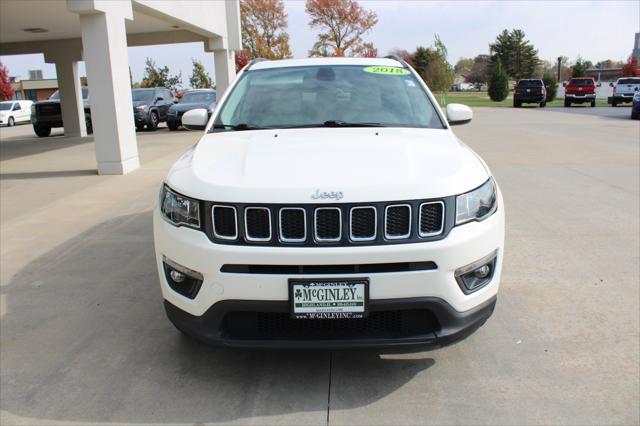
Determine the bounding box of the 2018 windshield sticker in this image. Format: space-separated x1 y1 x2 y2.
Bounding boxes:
363 66 410 75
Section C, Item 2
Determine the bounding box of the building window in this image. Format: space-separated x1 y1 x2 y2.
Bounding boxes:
24 90 37 101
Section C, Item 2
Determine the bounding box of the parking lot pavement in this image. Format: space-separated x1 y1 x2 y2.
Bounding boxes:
1 109 638 425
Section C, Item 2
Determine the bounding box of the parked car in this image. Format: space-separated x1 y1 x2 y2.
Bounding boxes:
132 88 175 131
154 57 505 349
513 79 546 108
31 87 91 137
167 89 216 131
0 100 33 127
631 91 640 119
608 77 640 107
563 77 599 107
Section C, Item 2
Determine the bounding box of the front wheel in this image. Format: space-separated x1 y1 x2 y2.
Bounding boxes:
167 121 179 131
147 111 159 131
611 101 617 107
7 116 15 127
564 99 571 107
540 101 546 108
33 124 52 137
591 100 596 107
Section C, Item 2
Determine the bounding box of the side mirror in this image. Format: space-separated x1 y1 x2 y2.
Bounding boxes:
596 82 602 87
446 103 472 126
155 96 164 102
173 99 179 104
562 82 568 87
609 82 614 87
182 108 209 131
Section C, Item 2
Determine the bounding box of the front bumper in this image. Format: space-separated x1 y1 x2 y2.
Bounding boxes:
153 194 505 348
134 110 149 127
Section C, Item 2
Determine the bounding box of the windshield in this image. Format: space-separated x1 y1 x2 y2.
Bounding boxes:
180 91 216 104
517 80 542 87
211 65 445 131
570 79 594 86
132 89 155 102
49 87 89 100
0 103 11 111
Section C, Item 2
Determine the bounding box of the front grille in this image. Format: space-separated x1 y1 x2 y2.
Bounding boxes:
350 207 376 241
205 198 450 247
385 205 411 239
37 103 61 114
419 202 444 236
315 208 341 242
222 309 440 340
212 205 238 240
279 208 306 242
245 207 271 241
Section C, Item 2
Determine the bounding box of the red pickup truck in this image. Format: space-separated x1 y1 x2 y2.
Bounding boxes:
563 77 599 107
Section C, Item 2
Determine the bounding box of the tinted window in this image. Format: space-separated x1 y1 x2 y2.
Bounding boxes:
618 78 640 85
49 87 89 100
180 91 216 103
570 79 594 86
132 89 155 102
0 103 11 111
213 65 445 131
517 80 543 87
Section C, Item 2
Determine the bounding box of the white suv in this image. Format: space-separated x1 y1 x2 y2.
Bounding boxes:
153 57 505 349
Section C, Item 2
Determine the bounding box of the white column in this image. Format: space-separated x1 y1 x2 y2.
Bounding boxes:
54 59 87 137
214 49 236 97
76 6 139 175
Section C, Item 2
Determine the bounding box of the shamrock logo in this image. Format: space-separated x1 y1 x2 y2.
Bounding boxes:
294 289 302 300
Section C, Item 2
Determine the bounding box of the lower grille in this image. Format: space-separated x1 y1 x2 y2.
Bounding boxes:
222 310 440 340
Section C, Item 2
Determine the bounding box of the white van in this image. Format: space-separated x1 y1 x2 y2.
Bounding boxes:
0 100 33 126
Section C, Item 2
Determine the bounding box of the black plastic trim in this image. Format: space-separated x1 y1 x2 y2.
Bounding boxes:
220 261 437 275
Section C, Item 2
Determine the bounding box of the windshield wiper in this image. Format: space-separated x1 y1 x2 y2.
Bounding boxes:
212 123 268 131
282 120 385 129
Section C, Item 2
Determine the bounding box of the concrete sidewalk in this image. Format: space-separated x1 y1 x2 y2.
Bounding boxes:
1 108 638 425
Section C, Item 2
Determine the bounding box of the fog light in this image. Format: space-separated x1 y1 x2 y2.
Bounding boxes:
169 270 185 283
162 256 203 299
455 250 498 294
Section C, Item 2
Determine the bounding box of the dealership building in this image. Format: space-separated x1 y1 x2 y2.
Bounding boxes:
0 0 241 174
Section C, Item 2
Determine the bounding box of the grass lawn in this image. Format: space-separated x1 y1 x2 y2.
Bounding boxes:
437 92 611 107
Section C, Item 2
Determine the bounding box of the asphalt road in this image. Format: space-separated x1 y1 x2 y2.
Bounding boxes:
1 107 638 425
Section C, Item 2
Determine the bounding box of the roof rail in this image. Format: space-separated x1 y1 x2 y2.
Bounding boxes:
384 54 410 69
245 58 267 71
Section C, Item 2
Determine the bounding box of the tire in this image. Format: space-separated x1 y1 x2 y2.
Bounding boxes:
33 124 51 137
632 111 639 120
591 100 596 108
85 114 93 134
167 121 179 131
147 111 159 131
540 101 546 108
135 124 145 131
513 100 521 108
564 99 571 107
7 116 14 127
611 102 617 107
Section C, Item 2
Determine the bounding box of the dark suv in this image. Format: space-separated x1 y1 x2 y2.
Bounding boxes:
132 88 175 131
513 79 546 108
31 87 92 137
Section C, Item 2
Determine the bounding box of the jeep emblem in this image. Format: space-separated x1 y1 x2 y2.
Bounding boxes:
311 189 344 201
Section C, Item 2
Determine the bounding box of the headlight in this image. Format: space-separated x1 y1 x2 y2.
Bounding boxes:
160 185 200 228
135 105 147 111
456 178 497 225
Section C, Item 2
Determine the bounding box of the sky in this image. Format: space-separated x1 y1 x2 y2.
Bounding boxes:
1 0 639 83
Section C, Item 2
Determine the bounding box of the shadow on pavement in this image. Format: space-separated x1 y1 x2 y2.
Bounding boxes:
1 211 434 424
0 169 97 180
0 132 91 162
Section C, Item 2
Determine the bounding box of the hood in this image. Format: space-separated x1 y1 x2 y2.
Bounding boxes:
166 127 490 203
170 102 214 112
132 100 151 108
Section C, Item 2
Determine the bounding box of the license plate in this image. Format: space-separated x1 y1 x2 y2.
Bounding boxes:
289 278 368 319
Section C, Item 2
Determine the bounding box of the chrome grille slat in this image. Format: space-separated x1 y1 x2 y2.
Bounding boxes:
350 206 377 241
279 208 307 242
419 201 444 237
385 204 411 240
212 205 238 240
314 207 341 242
244 207 272 242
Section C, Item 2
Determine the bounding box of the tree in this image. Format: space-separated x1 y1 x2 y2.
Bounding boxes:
454 57 474 75
235 50 251 73
241 0 292 59
542 71 557 102
411 35 455 103
305 0 378 57
361 42 377 58
488 56 509 102
571 58 588 77
595 59 615 69
622 56 640 77
189 59 212 88
489 29 539 79
466 55 490 88
0 61 14 101
388 48 414 67
140 58 182 90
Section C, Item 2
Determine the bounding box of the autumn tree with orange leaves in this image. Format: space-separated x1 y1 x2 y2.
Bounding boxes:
0 61 14 101
305 0 378 57
240 0 292 60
